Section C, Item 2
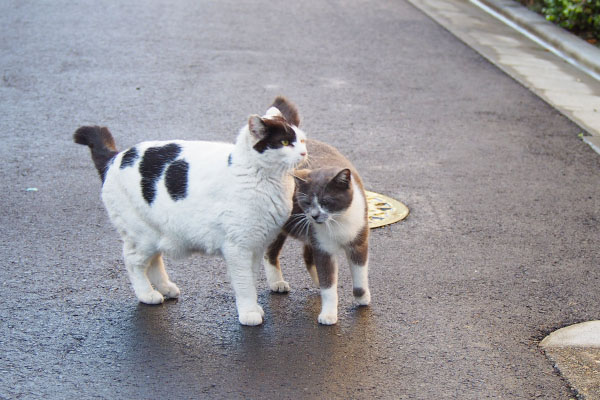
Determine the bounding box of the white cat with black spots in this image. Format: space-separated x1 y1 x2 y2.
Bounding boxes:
74 97 307 326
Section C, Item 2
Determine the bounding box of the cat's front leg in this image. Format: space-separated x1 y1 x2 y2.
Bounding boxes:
223 244 264 326
346 230 371 306
263 233 291 293
313 248 339 325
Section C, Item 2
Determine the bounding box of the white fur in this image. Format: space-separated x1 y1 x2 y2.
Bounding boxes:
349 259 371 305
318 286 339 325
102 117 307 325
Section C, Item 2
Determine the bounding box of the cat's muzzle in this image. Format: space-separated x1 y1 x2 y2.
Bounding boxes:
310 212 329 224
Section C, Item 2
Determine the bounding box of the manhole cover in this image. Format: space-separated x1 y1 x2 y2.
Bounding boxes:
366 191 409 229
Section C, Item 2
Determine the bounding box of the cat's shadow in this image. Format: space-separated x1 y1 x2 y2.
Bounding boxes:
232 291 376 391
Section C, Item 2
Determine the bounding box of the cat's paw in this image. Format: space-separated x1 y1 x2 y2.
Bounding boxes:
353 288 371 306
137 289 165 305
239 311 263 326
269 280 291 293
156 281 181 299
255 304 265 317
318 312 338 325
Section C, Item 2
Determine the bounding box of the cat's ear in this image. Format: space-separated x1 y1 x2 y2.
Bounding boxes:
270 96 300 127
293 169 310 185
264 107 283 119
248 115 267 140
331 169 352 189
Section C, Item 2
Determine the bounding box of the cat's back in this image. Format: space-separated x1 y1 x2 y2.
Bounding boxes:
102 139 233 206
302 139 364 189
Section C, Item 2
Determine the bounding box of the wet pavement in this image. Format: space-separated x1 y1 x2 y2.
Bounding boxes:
1 0 600 398
408 1 600 397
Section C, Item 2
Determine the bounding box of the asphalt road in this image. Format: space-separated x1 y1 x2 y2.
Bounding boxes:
1 0 599 398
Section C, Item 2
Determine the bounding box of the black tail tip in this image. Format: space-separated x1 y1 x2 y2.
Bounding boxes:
73 125 117 151
271 96 300 127
73 126 98 146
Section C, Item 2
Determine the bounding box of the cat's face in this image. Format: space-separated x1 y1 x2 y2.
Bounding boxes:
295 168 353 224
247 115 307 169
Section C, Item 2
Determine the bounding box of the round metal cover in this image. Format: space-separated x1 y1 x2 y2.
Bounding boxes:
366 190 409 229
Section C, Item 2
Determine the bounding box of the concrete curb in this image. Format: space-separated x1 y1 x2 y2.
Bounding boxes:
475 0 600 80
540 322 600 399
541 321 600 348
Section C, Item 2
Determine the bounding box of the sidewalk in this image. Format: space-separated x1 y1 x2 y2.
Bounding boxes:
404 0 600 397
407 0 600 155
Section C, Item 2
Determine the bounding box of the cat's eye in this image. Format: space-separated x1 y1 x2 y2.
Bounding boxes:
281 140 290 146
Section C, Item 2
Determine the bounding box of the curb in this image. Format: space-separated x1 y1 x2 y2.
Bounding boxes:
540 322 600 399
475 0 600 80
541 321 600 348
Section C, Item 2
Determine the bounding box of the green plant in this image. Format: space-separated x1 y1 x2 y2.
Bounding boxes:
542 0 600 42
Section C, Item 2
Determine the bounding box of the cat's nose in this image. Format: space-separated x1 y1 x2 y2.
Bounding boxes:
310 210 327 224
300 151 307 157
310 210 321 222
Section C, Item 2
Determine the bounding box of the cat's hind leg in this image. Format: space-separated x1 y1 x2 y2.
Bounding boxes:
314 248 339 325
147 254 180 299
263 233 291 293
123 242 164 304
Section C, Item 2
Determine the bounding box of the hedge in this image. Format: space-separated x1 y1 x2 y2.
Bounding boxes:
517 0 600 45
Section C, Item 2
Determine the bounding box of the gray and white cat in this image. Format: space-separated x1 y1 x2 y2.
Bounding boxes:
263 139 370 325
74 97 307 326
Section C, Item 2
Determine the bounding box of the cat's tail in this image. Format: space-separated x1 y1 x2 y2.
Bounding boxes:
73 125 118 182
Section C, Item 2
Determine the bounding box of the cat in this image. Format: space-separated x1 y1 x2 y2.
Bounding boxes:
263 139 370 325
74 97 308 326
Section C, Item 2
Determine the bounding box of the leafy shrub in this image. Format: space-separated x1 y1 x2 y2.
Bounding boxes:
515 0 600 44
542 0 600 42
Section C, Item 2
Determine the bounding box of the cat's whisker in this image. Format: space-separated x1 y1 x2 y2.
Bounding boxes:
303 157 314 169
324 218 334 237
289 214 311 238
328 216 342 230
300 215 311 238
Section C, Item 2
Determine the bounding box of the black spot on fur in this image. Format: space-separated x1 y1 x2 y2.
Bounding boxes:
253 117 297 154
353 287 366 298
120 147 139 169
139 143 181 204
165 159 189 201
227 153 232 166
